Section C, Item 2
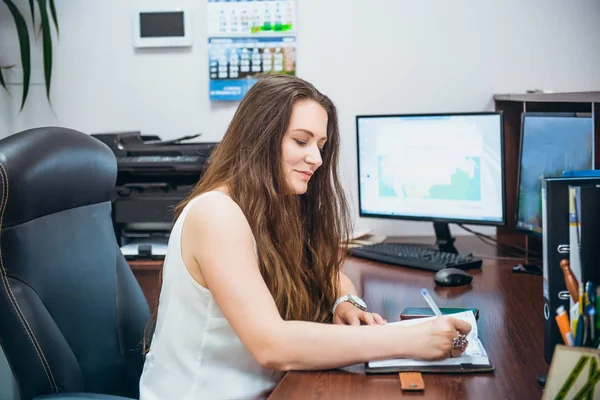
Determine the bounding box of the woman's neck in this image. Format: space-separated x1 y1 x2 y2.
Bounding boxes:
213 185 230 196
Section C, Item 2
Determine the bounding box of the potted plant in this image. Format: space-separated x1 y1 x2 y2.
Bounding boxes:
1 0 59 111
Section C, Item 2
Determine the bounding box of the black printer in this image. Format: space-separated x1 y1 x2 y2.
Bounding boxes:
92 131 218 260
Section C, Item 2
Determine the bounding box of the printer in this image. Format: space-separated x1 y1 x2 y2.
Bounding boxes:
92 131 218 260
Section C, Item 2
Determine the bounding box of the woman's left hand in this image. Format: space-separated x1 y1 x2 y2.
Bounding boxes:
333 302 387 326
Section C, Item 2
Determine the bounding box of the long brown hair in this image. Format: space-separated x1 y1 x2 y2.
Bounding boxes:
180 74 350 323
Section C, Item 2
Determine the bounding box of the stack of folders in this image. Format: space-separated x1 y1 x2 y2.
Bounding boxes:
560 183 600 349
365 311 493 374
546 173 600 358
542 176 600 363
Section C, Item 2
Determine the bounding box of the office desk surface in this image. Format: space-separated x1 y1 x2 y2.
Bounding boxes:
269 236 548 399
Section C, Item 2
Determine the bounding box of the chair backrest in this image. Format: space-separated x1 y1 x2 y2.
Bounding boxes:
0 127 150 400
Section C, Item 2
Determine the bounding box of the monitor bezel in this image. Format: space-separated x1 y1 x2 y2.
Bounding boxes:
355 111 506 226
515 111 595 237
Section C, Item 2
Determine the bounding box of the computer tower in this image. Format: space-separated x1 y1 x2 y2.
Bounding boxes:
542 177 600 363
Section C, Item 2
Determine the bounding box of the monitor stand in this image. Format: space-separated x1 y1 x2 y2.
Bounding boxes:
512 263 543 275
511 236 543 276
433 221 459 254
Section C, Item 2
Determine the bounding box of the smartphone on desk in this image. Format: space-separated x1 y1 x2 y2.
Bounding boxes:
400 307 479 320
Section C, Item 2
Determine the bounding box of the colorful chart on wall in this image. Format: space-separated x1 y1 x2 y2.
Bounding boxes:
208 0 297 101
209 36 296 101
208 0 296 37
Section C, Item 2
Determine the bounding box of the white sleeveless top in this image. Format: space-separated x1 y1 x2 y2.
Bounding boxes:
139 191 284 400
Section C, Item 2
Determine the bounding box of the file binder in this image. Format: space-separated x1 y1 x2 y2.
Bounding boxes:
568 184 600 286
562 170 600 178
542 177 600 363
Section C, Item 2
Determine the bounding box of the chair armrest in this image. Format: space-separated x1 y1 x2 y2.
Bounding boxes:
34 394 136 400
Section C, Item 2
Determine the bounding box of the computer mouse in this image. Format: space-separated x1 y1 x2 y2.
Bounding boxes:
434 267 473 287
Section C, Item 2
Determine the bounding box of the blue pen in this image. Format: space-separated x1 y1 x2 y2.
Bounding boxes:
584 315 591 347
588 283 597 343
421 289 443 316
575 314 585 347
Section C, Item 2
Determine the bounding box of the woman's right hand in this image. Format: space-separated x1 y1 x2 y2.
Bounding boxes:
406 316 473 361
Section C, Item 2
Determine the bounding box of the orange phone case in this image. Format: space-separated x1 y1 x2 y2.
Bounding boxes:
399 372 425 391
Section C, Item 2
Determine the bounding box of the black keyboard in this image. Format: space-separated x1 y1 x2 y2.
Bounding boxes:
348 243 482 272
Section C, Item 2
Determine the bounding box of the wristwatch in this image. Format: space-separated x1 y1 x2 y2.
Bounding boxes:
332 294 368 315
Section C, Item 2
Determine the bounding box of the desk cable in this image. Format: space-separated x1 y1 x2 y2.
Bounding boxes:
457 224 542 261
471 254 534 262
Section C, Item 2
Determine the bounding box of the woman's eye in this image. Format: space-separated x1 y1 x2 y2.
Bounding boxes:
294 139 307 146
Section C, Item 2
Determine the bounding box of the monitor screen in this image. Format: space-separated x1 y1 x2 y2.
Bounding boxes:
516 113 594 235
356 112 505 225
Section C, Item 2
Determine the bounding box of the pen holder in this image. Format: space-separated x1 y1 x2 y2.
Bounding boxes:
543 345 600 400
564 280 599 349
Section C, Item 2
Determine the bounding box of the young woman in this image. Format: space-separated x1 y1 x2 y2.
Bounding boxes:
139 74 471 400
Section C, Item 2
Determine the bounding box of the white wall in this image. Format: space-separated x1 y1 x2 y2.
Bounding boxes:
2 0 600 239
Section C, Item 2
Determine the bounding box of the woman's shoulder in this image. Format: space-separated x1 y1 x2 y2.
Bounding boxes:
187 189 233 208
182 189 256 259
185 189 250 232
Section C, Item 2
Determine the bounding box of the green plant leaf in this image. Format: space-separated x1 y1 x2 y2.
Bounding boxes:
28 0 35 28
0 66 15 96
3 0 32 111
37 0 53 103
0 67 6 92
49 0 59 35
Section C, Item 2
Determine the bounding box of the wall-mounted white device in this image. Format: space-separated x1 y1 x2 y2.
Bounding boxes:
133 8 192 48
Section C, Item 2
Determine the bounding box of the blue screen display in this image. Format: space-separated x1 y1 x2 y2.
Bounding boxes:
517 114 594 234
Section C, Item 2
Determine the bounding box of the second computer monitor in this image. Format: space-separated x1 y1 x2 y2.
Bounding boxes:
516 112 594 235
356 112 505 225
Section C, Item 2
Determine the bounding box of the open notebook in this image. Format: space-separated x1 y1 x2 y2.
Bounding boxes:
366 311 494 374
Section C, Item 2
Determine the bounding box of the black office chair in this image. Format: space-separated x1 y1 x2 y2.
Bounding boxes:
0 127 150 400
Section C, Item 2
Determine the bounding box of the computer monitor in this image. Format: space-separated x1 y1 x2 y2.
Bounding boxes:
356 112 505 253
516 112 594 236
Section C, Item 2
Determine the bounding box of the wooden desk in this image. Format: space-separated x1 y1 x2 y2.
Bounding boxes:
128 260 162 312
269 237 548 399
